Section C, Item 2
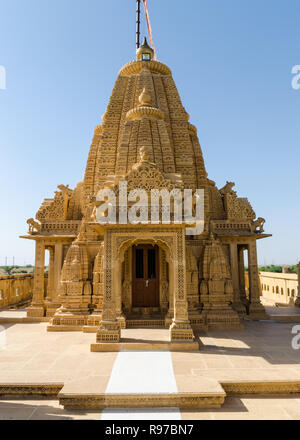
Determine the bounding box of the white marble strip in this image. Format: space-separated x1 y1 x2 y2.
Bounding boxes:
101 351 181 420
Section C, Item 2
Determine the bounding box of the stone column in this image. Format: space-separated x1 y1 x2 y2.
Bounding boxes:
46 242 64 317
45 245 59 317
27 240 45 317
46 246 55 299
248 240 267 318
96 230 121 343
238 246 247 302
53 242 64 297
170 229 195 342
230 243 245 313
115 256 126 329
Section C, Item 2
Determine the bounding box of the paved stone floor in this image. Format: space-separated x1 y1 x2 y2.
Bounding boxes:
264 305 300 316
1 318 300 419
0 309 28 318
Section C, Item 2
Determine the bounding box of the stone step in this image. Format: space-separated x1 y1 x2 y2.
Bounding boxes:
2 380 300 410
131 307 161 315
91 341 200 352
0 316 49 324
126 319 165 328
58 376 226 410
220 380 300 395
0 383 63 397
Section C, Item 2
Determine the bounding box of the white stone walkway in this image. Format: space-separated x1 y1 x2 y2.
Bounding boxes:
101 351 181 420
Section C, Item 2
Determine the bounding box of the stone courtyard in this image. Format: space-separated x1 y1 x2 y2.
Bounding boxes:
1 312 300 420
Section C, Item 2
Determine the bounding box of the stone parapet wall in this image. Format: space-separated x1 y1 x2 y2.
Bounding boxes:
0 274 34 309
259 272 299 305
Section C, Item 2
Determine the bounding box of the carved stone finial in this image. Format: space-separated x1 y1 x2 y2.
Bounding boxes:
136 37 154 62
139 87 152 107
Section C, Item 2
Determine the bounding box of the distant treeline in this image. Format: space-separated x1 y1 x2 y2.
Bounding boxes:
258 265 297 273
0 265 37 275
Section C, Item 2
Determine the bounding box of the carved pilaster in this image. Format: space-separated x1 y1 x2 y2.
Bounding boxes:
159 249 169 314
170 229 194 342
96 229 121 342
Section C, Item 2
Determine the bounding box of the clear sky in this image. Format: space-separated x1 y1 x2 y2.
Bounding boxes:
0 0 299 266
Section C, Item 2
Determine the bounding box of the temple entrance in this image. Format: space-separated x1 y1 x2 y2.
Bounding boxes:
132 244 159 307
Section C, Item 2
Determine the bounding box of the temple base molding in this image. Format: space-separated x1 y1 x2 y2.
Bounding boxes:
27 305 45 318
96 321 121 343
247 300 269 320
169 320 195 342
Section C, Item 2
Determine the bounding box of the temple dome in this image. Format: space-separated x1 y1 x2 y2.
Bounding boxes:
82 53 228 226
84 58 208 192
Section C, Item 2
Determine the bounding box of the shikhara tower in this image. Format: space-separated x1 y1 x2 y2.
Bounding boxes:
22 37 270 348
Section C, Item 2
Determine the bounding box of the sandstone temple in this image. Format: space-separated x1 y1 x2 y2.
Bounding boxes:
22 38 270 349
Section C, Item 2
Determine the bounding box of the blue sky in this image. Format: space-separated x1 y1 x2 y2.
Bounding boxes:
0 0 299 266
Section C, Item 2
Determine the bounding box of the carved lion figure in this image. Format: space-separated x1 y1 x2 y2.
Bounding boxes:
251 217 265 234
27 218 41 234
220 181 236 196
55 184 71 197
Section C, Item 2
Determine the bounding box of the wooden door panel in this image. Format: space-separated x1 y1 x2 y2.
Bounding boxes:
132 245 159 307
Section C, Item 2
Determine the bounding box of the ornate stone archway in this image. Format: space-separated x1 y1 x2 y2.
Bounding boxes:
95 225 195 343
118 236 172 317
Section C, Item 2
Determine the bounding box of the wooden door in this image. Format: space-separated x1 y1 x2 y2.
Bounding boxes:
132 245 159 307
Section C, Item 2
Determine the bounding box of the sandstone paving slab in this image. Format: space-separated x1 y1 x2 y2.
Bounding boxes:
174 375 225 396
0 405 37 420
59 375 110 395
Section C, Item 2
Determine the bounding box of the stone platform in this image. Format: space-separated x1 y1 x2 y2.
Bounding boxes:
1 319 300 419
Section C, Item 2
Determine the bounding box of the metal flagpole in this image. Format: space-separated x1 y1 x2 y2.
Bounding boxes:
136 0 141 49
